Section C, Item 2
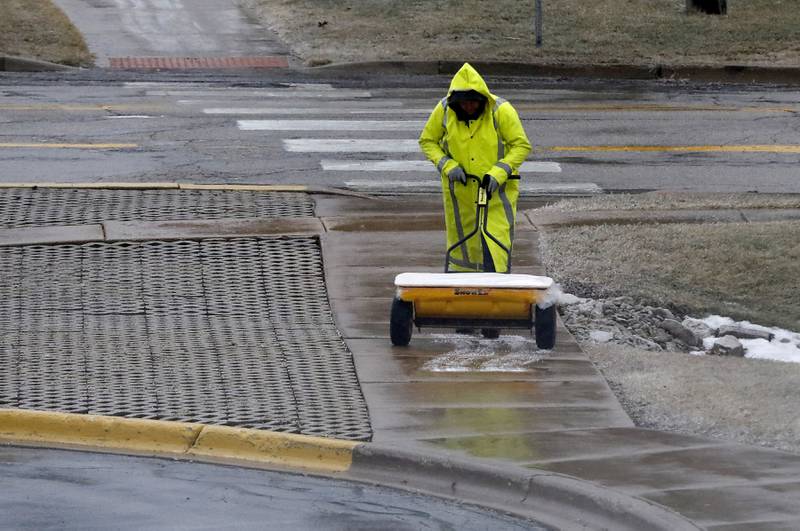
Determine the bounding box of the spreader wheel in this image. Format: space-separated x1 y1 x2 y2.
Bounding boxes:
390 297 414 346
534 303 557 349
480 328 500 339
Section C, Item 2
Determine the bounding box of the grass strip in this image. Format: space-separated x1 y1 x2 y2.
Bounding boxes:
0 0 92 66
587 343 800 454
243 0 800 66
539 220 800 330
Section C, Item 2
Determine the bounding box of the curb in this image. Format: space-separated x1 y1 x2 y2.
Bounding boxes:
525 208 800 228
0 409 700 530
0 409 355 473
0 181 380 200
3 53 798 85
350 444 701 531
0 182 306 192
311 60 800 85
0 55 76 72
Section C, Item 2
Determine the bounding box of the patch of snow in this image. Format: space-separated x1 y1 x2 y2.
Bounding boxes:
699 315 735 330
699 315 800 364
702 336 719 350
589 330 614 343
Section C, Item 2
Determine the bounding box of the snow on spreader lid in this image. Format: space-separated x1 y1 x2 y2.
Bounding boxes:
394 272 553 290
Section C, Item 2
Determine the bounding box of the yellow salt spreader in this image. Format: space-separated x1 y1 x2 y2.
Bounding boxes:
389 175 557 349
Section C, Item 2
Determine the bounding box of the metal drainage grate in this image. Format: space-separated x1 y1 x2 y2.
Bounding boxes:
0 189 314 229
0 237 371 441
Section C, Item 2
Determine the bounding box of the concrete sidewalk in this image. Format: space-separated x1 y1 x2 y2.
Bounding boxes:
0 187 798 528
316 194 800 530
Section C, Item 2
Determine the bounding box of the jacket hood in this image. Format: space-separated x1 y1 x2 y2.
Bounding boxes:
447 63 496 107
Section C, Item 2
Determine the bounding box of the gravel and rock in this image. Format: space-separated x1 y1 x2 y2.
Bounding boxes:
559 294 783 358
709 335 745 357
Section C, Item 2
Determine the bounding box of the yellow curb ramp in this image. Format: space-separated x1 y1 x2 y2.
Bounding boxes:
0 409 355 473
188 425 354 472
0 409 200 454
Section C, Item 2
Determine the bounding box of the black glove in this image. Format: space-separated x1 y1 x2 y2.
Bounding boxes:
481 174 499 198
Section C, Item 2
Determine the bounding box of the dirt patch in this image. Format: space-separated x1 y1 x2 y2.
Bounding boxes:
586 343 800 454
0 0 93 67
242 0 800 67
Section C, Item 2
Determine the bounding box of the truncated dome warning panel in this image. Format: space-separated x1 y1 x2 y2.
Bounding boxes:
0 237 372 441
0 189 314 229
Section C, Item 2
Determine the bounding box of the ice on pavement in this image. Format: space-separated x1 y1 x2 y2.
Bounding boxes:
422 334 545 372
699 315 800 364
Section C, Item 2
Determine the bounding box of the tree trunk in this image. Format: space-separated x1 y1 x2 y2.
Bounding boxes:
686 0 727 15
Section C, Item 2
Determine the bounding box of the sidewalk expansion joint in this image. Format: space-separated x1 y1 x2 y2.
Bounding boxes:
520 442 731 466
636 476 800 496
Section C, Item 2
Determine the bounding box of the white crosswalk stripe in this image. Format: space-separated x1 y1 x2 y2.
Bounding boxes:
238 120 423 131
204 107 428 115
284 139 420 152
170 84 603 195
147 89 372 98
344 180 601 195
321 160 562 173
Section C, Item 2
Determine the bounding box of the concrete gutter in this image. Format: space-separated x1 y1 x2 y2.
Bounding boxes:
0 55 76 72
312 60 800 85
0 409 700 530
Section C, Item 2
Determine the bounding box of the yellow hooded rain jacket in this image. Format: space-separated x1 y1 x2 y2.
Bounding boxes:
419 63 531 272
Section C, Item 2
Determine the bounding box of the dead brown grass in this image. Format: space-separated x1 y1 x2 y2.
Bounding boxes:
243 0 800 66
0 0 93 66
587 343 800 454
539 220 800 330
539 191 800 213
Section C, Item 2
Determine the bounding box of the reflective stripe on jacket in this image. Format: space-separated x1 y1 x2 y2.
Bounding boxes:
419 63 532 272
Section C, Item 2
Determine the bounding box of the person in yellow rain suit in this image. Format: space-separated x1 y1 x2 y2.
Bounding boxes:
419 63 531 273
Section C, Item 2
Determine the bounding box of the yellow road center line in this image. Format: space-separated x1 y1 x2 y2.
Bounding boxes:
548 145 800 154
0 104 167 112
515 103 798 113
0 143 138 149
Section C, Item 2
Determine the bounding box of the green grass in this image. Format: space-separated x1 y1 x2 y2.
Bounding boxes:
0 0 93 66
244 0 800 65
539 220 800 330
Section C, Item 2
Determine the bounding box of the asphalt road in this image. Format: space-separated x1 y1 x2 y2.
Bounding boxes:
0 445 545 530
1 72 798 193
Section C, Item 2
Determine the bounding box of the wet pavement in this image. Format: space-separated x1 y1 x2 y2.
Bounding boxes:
52 0 289 67
317 193 800 530
1 188 799 528
1 446 546 530
3 79 800 193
